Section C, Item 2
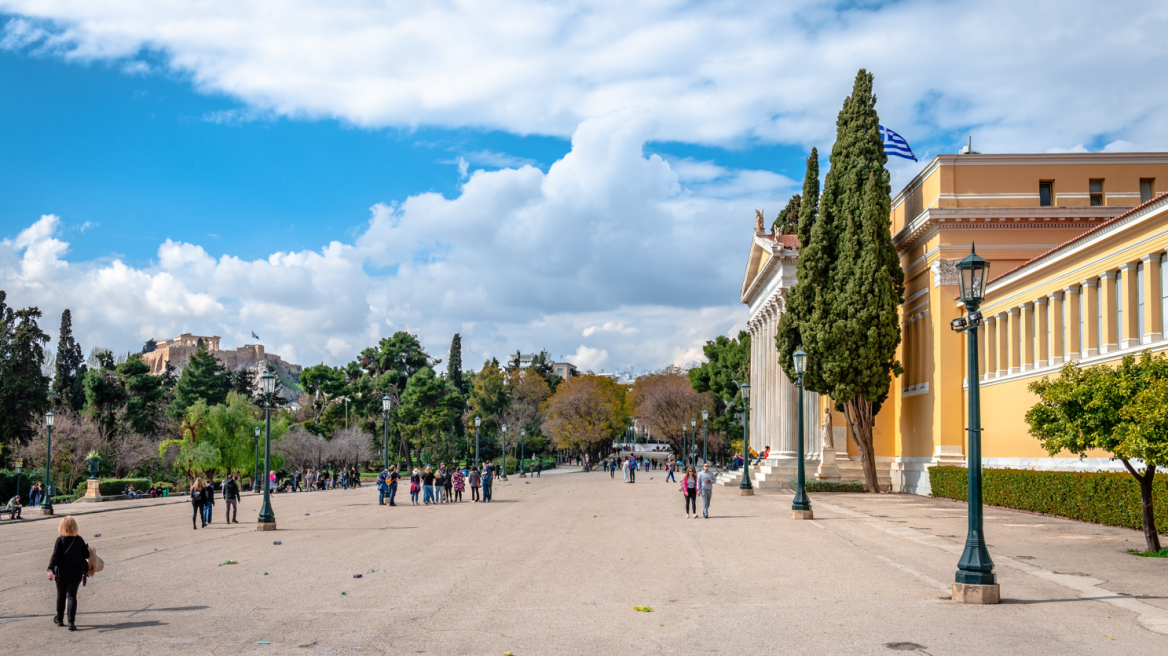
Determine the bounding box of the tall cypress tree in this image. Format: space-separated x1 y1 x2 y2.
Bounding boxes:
0 293 52 450
53 309 85 411
777 148 828 392
797 147 820 248
448 333 465 394
781 69 904 492
772 194 801 235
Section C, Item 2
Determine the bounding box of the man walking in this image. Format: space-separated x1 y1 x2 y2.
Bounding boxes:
535 459 542 478
627 455 636 483
697 463 717 519
665 459 676 483
202 479 215 524
481 465 493 502
223 474 240 523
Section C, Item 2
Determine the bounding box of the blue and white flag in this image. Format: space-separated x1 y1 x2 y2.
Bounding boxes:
879 125 917 162
251 331 260 339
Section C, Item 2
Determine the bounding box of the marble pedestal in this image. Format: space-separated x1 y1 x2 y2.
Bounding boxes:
815 448 840 480
790 510 814 520
952 582 1000 604
74 479 104 503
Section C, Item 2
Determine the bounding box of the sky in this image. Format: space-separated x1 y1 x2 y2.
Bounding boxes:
2 1 1168 375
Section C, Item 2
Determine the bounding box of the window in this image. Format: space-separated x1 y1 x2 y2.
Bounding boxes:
1138 263 1146 345
1142 179 1156 203
1039 181 1053 207
1089 179 1104 206
1116 272 1123 348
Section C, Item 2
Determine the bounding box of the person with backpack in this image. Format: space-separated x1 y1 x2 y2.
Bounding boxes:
223 475 241 524
468 466 481 502
202 479 215 524
386 466 400 506
481 465 493 502
191 478 206 529
409 468 421 505
377 469 389 505
47 516 89 631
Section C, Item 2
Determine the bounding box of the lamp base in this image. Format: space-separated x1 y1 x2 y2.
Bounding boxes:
738 488 754 496
39 507 54 516
256 522 277 532
790 510 814 520
952 582 1000 605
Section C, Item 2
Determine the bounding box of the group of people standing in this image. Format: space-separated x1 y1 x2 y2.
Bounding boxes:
188 475 242 529
373 462 504 506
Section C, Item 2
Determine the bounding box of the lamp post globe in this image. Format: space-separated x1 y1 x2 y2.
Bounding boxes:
257 371 278 530
474 416 482 468
40 412 54 514
952 244 998 602
791 347 813 519
736 382 753 495
381 395 392 472
701 409 709 465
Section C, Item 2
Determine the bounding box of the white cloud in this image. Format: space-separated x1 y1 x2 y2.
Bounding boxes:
2 1 1168 152
0 116 762 372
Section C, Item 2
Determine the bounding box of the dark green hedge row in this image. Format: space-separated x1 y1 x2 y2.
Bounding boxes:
792 479 867 493
930 466 1168 533
71 478 157 496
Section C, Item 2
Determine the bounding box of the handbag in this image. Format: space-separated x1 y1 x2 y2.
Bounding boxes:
88 546 104 576
410 482 420 493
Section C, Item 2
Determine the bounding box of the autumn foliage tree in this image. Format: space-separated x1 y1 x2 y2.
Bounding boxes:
632 367 712 457
541 375 628 462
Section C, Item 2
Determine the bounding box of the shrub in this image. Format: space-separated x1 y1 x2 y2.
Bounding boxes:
71 478 155 496
929 466 1168 533
790 479 866 493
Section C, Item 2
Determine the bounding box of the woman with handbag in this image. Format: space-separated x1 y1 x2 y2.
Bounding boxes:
409 468 421 505
47 516 89 630
191 478 206 529
681 467 698 518
451 468 465 502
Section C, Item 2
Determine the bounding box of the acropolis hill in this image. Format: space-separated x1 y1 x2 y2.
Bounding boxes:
140 333 302 379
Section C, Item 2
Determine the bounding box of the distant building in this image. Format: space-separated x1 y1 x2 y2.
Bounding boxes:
141 333 302 378
551 361 578 377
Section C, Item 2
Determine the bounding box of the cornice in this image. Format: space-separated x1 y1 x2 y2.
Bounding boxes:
893 206 1127 251
741 235 797 306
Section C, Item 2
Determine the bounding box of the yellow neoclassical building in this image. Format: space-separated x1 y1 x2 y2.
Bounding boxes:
742 152 1168 494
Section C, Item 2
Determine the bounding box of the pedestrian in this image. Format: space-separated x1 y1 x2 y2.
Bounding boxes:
223 474 241 524
443 466 454 503
422 466 435 504
666 460 676 483
609 458 616 479
190 478 206 529
409 468 421 505
6 494 22 519
481 465 493 502
536 458 542 478
387 466 400 506
434 466 446 503
202 478 215 524
47 516 89 631
697 463 717 519
29 482 41 508
468 466 481 502
452 467 465 502
377 469 389 505
681 467 698 518
628 456 636 483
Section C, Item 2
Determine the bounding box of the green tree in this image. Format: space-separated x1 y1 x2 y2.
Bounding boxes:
777 71 903 493
398 367 463 469
688 331 750 437
771 194 801 235
1028 353 1168 551
82 364 126 440
161 393 284 482
53 309 86 411
448 333 466 395
797 147 820 248
117 355 167 436
0 292 52 453
542 375 628 463
468 359 510 432
171 346 230 417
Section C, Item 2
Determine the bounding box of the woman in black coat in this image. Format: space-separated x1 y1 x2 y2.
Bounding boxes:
191 478 206 529
47 516 89 631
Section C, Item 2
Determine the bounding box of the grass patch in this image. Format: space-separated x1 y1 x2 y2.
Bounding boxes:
790 479 867 493
1127 548 1168 558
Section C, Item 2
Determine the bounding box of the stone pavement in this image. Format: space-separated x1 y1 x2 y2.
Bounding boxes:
1 469 1166 655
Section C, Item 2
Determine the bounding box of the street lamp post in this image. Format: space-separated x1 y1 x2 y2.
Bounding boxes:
791 348 813 519
253 426 261 494
474 416 481 468
318 435 323 471
950 244 999 604
690 418 697 468
40 412 54 515
257 372 277 530
382 395 392 472
14 459 22 507
520 428 527 477
701 409 708 466
735 382 753 495
500 424 508 479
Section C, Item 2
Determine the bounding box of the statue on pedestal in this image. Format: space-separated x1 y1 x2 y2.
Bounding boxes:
816 406 840 481
821 406 834 451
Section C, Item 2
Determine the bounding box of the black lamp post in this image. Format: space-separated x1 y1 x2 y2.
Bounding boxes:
257 372 277 530
253 426 261 494
735 382 753 495
474 416 481 468
701 409 708 466
950 244 998 603
689 418 697 468
519 428 527 477
382 395 392 472
500 424 508 479
40 412 54 515
14 459 22 507
317 435 323 471
791 347 813 519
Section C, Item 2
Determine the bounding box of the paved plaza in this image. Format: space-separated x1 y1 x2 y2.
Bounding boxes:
2 469 1167 655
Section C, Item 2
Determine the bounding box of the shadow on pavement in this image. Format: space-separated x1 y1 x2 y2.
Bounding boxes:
83 620 168 632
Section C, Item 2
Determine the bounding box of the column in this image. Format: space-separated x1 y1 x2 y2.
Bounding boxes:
1036 297 1050 368
1100 270 1118 354
1020 303 1035 371
977 314 987 379
1142 254 1163 344
996 312 1009 376
1120 262 1140 349
1082 279 1099 358
984 315 996 379
1008 308 1021 375
1049 292 1065 366
778 363 798 458
769 309 779 452
1064 286 1081 361
750 320 761 450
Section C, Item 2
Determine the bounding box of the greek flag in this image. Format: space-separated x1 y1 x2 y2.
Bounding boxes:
879 125 917 162
251 331 260 339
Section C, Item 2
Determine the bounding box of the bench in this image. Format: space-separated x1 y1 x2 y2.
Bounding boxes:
0 506 22 520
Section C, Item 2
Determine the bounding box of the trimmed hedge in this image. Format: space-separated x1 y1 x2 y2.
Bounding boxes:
790 479 867 493
506 458 556 475
930 466 1168 533
72 478 156 496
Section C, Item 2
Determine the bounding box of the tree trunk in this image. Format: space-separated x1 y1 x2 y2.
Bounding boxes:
843 396 881 493
1122 460 1162 552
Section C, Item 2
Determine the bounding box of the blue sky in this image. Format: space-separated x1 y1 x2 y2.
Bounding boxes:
2 1 1166 373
